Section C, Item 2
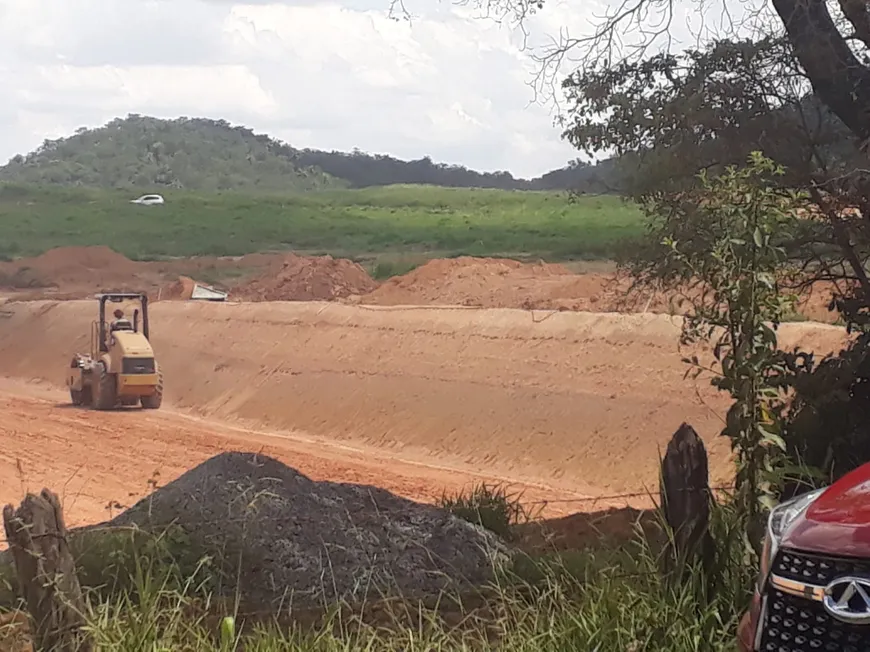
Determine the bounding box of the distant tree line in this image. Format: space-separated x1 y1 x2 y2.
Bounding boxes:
0 115 623 194
291 148 624 192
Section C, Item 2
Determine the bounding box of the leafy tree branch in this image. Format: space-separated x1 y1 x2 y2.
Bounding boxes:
646 153 802 534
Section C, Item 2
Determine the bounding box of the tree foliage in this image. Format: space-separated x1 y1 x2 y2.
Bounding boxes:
555 27 870 492
562 37 861 199
0 115 621 193
293 149 623 192
557 30 870 492
647 153 801 528
441 0 870 157
1 115 339 192
564 36 869 315
783 333 870 496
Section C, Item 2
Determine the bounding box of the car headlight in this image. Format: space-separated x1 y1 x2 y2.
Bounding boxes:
758 487 826 592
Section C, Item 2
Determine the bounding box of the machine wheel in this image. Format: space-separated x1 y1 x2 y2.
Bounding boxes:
69 355 85 406
93 363 116 411
141 371 163 410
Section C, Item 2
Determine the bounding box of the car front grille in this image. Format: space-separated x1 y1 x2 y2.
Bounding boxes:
761 550 870 652
122 357 155 374
773 550 870 587
761 588 870 652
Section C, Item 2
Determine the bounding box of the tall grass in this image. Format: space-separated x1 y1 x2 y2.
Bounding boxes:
439 483 533 540
0 491 753 651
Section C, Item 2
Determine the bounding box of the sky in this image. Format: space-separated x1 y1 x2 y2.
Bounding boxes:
0 0 743 178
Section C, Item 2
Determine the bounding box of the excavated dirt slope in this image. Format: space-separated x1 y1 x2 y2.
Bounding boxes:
0 246 161 297
0 300 850 503
0 248 843 323
0 247 284 300
363 257 615 311
363 257 842 322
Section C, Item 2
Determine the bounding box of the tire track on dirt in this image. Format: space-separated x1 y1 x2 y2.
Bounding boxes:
0 379 599 530
0 300 849 505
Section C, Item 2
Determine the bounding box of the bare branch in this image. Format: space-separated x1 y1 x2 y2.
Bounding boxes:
838 0 870 51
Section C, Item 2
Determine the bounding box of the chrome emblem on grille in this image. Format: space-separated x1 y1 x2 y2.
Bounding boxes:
823 577 870 624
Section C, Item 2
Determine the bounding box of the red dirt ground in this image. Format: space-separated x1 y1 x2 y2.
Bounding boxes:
157 275 198 300
0 298 850 530
231 253 377 301
361 256 842 322
0 378 597 529
0 247 285 301
0 247 853 543
0 248 844 323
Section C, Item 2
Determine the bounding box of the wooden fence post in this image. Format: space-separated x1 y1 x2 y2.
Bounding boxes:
3 489 93 652
659 423 714 584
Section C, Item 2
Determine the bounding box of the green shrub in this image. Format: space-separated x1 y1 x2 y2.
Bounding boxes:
439 483 531 540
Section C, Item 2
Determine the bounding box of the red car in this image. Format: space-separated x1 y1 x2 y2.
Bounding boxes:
738 463 870 651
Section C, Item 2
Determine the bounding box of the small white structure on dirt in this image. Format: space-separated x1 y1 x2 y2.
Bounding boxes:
157 276 228 302
190 284 228 301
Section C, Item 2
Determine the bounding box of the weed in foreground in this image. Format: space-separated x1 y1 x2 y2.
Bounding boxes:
439 483 532 540
0 493 753 651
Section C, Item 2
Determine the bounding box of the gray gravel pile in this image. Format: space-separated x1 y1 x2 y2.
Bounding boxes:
108 452 508 611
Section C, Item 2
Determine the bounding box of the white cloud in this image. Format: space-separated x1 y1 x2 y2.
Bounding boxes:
0 0 759 177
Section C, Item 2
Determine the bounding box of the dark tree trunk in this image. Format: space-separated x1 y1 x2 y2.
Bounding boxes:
659 423 715 583
3 489 93 652
772 0 870 149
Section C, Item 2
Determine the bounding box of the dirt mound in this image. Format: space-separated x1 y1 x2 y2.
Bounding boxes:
156 275 197 301
0 246 161 296
395 257 574 283
234 254 377 301
23 246 139 280
0 247 287 300
108 451 507 610
363 256 622 310
361 256 842 322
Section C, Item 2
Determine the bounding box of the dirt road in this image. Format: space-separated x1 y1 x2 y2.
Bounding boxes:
0 298 851 524
0 378 608 528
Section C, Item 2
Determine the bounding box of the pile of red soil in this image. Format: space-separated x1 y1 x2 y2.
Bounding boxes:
233 254 377 302
360 256 842 322
21 246 139 282
0 246 152 294
156 276 198 301
362 256 621 310
399 257 574 282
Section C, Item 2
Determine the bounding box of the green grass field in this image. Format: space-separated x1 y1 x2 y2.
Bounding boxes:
0 183 644 261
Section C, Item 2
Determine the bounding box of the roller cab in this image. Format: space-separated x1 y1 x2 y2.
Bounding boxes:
66 292 164 410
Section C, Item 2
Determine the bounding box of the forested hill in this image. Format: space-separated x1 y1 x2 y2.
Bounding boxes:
0 115 621 193
0 116 339 192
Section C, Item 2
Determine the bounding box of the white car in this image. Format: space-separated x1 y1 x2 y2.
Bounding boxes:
130 194 165 206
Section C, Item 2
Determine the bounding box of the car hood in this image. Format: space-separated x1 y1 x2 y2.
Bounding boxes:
783 463 870 557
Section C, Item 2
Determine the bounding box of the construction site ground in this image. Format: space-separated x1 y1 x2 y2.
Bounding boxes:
0 247 853 542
